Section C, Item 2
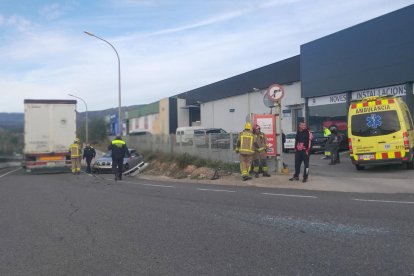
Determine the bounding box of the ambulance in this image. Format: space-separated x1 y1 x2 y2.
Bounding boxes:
347 95 414 170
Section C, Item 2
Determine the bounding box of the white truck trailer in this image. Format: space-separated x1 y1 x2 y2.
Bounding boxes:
23 99 77 171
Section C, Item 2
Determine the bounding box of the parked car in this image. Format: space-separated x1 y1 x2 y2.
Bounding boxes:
311 131 348 153
283 132 296 152
311 131 328 153
92 149 144 173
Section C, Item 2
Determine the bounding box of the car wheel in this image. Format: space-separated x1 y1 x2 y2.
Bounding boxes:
355 164 365 170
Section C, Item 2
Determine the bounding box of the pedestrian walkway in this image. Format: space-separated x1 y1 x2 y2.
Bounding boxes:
136 150 414 194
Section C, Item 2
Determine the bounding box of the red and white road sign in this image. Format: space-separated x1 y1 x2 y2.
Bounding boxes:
267 84 284 101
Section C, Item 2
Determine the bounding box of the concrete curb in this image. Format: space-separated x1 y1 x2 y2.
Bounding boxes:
135 173 414 194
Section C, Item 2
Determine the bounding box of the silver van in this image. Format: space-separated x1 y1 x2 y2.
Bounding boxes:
194 128 228 146
175 126 203 144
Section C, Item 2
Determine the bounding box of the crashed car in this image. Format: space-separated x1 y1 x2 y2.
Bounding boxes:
92 149 144 174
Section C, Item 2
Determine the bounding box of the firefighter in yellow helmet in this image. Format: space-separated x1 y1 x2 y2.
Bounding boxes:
252 124 271 177
235 122 258 181
69 138 82 175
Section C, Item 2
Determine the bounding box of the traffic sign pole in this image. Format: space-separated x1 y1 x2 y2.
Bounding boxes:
275 100 282 174
265 84 284 174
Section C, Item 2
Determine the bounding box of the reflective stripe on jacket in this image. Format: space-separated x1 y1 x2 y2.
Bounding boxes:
237 131 255 155
69 143 81 158
256 132 267 152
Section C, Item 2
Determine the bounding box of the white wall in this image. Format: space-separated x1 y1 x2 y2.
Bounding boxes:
280 82 304 133
128 113 158 133
200 81 303 133
177 98 189 128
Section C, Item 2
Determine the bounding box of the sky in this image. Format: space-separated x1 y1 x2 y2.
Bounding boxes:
1 0 413 113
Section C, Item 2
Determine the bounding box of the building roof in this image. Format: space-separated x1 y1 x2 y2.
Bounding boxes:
301 4 414 98
176 55 300 105
125 101 159 119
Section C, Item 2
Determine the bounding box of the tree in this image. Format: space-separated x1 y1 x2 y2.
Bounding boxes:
77 117 108 144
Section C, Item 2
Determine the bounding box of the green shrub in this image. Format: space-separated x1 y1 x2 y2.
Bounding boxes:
194 157 207 167
176 153 195 168
143 150 238 173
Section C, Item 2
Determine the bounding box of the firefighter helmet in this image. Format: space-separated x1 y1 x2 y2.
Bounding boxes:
74 138 80 143
244 122 252 130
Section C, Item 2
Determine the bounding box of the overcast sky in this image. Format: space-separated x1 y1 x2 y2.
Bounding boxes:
1 0 412 113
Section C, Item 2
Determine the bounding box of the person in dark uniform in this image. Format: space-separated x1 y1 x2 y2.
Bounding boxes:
289 122 312 183
327 129 342 165
82 144 96 173
108 136 130 181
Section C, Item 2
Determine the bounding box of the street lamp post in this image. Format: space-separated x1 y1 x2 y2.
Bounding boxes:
84 31 122 136
68 93 88 145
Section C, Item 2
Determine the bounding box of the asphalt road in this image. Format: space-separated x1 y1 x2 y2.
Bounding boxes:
1 166 413 275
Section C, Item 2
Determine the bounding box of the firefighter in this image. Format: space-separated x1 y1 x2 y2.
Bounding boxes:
252 124 271 177
69 138 82 175
82 144 96 173
235 122 258 181
108 136 130 181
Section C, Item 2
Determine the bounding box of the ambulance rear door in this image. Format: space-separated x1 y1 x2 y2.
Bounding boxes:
350 110 402 160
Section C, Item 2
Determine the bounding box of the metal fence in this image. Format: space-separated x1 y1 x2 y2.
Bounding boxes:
122 133 240 163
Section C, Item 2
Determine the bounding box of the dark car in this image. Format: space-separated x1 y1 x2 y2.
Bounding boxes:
92 149 144 173
311 131 328 153
311 131 348 153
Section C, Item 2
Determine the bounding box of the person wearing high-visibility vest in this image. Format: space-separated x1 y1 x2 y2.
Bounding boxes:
252 124 271 177
69 138 82 175
235 122 258 181
323 126 332 159
108 136 130 181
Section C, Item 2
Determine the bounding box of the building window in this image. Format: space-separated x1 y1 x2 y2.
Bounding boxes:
308 103 348 133
291 108 304 131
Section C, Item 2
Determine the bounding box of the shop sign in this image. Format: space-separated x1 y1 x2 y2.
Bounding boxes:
282 109 291 117
351 84 406 100
253 114 276 157
308 93 347 107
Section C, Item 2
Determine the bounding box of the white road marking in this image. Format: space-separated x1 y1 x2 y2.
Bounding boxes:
197 188 235 193
352 198 414 204
0 167 22 178
105 178 176 188
262 192 317 198
140 183 175 188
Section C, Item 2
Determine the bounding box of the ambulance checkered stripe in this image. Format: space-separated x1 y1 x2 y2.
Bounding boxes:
352 151 406 161
350 98 394 109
